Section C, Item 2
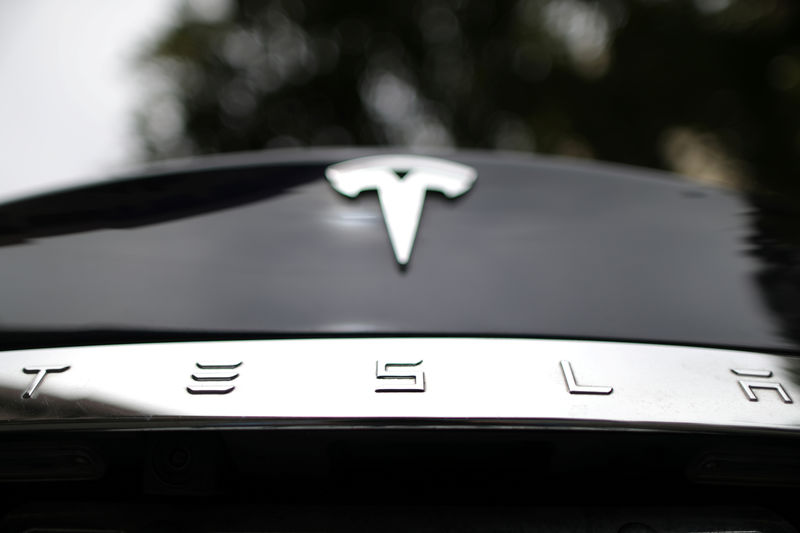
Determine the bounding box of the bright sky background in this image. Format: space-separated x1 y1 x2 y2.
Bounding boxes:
0 0 178 203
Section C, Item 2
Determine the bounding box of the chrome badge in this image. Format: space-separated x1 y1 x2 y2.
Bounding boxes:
325 155 477 265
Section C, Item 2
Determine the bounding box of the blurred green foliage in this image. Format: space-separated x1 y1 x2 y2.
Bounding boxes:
138 0 800 196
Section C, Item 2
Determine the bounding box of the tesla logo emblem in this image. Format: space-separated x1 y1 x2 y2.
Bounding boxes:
326 155 477 265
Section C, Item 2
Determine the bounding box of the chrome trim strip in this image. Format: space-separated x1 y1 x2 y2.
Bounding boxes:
0 338 799 433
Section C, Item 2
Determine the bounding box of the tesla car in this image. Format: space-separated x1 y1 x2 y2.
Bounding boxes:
0 149 798 532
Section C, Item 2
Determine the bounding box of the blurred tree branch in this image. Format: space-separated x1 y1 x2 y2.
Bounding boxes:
137 0 800 197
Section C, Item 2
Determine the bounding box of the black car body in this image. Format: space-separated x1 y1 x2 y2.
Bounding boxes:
0 149 798 532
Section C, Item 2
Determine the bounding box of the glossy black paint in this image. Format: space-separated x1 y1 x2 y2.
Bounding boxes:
0 149 797 353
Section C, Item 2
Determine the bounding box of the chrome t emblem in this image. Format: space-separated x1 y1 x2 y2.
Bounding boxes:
325 155 477 265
